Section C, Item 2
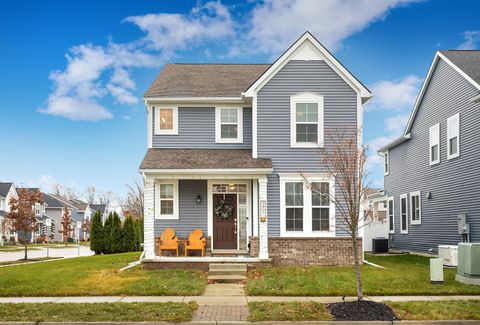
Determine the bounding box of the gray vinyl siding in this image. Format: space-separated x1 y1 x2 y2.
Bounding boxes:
45 208 64 242
385 59 480 253
257 60 357 237
152 107 252 149
154 180 208 238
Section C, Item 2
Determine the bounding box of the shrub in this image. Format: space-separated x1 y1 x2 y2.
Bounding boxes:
103 213 114 254
89 212 104 254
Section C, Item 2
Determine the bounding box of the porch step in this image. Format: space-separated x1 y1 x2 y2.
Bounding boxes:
209 263 247 271
207 274 246 283
211 249 248 257
203 283 244 296
208 268 246 276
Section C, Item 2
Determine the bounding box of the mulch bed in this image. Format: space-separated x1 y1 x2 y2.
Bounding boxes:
327 300 398 321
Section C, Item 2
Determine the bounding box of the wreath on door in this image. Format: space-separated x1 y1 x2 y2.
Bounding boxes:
215 199 234 220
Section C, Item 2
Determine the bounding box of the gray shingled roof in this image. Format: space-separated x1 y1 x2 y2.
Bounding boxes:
440 50 480 85
43 193 67 208
0 182 13 198
90 204 106 213
140 149 272 170
144 64 271 98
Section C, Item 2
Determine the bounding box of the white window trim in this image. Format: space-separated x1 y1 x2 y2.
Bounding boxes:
387 196 395 234
155 180 179 220
215 107 243 143
400 193 408 234
429 123 440 165
409 191 421 225
384 150 389 175
279 174 335 237
154 106 178 135
447 113 460 160
290 92 324 148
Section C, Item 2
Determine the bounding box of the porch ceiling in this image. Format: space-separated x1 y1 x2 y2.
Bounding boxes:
139 148 272 171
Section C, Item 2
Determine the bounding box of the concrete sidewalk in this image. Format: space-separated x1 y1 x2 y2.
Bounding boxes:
0 295 478 305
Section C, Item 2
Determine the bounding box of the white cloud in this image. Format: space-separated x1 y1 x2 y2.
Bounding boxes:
457 30 480 50
122 115 131 121
41 1 233 121
245 0 422 56
366 75 422 112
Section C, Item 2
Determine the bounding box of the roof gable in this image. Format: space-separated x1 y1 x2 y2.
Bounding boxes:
243 32 372 102
0 182 13 198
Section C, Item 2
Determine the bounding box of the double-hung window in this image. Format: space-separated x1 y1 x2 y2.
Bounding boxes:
410 191 421 225
400 194 408 234
447 113 459 159
290 93 324 147
384 151 389 175
285 182 304 231
429 124 440 165
154 107 178 135
215 107 243 143
387 197 394 234
155 180 179 219
311 182 330 231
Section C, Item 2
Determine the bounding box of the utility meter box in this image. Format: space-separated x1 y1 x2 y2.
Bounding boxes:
458 214 469 235
456 242 480 285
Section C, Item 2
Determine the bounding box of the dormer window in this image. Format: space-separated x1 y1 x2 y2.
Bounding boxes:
215 107 243 143
154 107 178 135
290 93 324 148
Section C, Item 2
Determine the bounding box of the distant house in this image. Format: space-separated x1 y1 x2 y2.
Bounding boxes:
378 50 480 253
15 187 48 243
49 195 90 241
90 204 107 219
0 182 18 244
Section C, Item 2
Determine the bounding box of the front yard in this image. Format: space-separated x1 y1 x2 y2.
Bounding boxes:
246 254 480 296
0 252 206 296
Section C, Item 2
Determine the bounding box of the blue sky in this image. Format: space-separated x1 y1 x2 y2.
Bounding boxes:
0 0 479 199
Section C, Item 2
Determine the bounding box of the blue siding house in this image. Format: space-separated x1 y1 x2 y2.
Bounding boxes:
378 50 480 253
140 32 372 265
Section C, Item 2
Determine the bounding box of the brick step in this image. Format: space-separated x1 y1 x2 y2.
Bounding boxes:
207 275 246 283
209 263 247 271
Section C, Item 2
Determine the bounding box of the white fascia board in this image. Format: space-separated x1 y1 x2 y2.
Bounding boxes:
377 134 411 153
139 168 273 175
144 96 249 105
243 32 372 100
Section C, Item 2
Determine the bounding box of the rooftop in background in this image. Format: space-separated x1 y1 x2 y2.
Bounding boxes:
144 64 271 98
440 50 480 85
0 182 13 198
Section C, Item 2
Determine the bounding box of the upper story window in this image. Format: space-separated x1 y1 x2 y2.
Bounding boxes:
447 113 459 159
384 151 389 175
215 107 243 143
155 180 179 219
290 93 324 148
154 107 178 135
429 123 440 165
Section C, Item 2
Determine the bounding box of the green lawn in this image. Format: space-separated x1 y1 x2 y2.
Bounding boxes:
246 254 480 296
387 300 480 320
0 302 197 322
247 300 480 321
0 252 206 296
249 302 332 321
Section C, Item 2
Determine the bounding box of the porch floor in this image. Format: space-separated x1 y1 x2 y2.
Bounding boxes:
144 256 269 263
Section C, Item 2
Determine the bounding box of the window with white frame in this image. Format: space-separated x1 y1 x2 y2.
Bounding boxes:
429 123 440 165
215 107 243 143
447 113 459 159
285 182 304 231
290 93 324 147
281 176 334 236
34 203 42 215
311 182 330 231
410 191 421 225
384 151 389 175
154 107 178 135
387 197 394 234
155 180 178 219
400 194 408 234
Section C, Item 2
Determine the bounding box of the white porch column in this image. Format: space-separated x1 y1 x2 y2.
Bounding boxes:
143 177 155 259
258 177 269 259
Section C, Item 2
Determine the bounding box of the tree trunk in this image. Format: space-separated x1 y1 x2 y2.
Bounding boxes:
352 235 363 301
24 233 28 260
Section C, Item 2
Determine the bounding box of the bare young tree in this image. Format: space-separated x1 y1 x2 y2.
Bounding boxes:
6 188 44 260
122 181 144 219
98 190 113 206
63 186 78 200
51 182 63 196
82 218 91 241
59 207 73 245
304 129 370 301
84 186 96 204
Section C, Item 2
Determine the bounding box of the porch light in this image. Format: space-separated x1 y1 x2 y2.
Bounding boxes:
196 194 202 204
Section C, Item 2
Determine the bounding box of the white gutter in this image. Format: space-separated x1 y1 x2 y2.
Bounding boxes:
377 133 411 153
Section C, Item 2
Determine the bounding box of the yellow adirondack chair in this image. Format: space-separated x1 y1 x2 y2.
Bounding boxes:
184 228 207 256
157 227 179 256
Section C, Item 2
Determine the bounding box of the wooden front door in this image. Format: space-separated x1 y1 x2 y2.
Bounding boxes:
213 193 237 249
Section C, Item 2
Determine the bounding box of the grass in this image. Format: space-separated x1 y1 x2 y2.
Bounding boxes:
387 300 480 320
246 254 480 296
248 300 480 321
0 302 197 322
0 252 207 296
0 257 61 266
248 302 332 321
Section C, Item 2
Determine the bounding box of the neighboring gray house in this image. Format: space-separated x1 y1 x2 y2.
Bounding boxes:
378 50 480 253
140 32 372 265
49 195 90 241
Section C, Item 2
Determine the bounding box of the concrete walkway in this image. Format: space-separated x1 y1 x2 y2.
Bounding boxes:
0 295 478 305
0 245 93 263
